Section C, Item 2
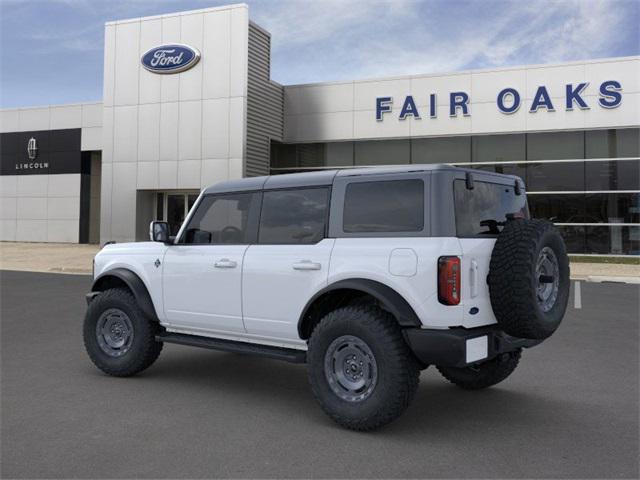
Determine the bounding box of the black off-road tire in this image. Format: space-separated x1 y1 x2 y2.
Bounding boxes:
488 219 570 340
83 288 163 377
307 305 420 431
437 349 522 390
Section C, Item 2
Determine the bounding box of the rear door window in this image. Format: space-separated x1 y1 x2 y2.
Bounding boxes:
454 180 529 236
343 179 424 233
258 188 329 244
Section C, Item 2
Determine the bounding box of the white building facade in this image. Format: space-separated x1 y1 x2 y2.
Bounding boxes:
1 4 638 254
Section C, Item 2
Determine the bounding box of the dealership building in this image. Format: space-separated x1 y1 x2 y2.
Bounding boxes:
0 3 638 254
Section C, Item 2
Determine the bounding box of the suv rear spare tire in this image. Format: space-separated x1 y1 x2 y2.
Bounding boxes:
488 219 569 340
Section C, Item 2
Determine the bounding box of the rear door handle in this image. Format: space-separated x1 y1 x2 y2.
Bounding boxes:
293 260 321 271
214 258 237 269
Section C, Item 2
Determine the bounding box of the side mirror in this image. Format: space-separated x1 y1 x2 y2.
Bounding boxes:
149 221 170 243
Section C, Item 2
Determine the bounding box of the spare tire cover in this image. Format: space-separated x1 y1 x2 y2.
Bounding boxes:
488 219 570 340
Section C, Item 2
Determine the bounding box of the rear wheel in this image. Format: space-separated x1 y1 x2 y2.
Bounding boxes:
307 305 420 431
437 349 522 390
83 288 163 377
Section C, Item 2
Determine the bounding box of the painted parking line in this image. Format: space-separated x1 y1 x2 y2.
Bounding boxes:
574 280 582 309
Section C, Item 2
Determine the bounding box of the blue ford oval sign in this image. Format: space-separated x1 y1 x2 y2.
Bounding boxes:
141 44 201 74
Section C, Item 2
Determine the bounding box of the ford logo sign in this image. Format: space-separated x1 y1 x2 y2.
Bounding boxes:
141 44 201 74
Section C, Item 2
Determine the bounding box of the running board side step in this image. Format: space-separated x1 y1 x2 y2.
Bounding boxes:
156 332 307 364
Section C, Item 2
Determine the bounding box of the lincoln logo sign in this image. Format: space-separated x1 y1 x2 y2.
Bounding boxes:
141 44 201 74
376 80 622 120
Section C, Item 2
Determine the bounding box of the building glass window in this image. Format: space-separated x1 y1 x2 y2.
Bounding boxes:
355 139 410 165
471 163 526 183
528 194 586 223
472 134 525 163
585 193 640 224
585 128 640 158
585 159 640 191
343 179 424 233
556 226 586 254
412 136 471 164
526 161 585 191
586 226 640 255
325 142 354 167
527 131 584 160
271 142 297 169
259 188 329 244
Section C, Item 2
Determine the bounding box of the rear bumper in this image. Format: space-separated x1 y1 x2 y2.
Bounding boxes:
403 325 541 368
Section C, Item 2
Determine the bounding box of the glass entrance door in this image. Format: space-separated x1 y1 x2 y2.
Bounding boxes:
155 192 199 237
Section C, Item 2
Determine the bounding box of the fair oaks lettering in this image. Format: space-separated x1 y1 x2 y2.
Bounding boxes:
376 80 623 121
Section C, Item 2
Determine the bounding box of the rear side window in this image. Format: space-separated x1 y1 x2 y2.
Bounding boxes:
454 180 529 237
259 188 329 244
343 179 424 233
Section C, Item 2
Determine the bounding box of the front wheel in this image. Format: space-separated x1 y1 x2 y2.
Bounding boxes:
437 349 522 390
307 305 420 431
83 288 163 377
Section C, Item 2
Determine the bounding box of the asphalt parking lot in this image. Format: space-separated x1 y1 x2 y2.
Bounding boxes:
1 270 638 479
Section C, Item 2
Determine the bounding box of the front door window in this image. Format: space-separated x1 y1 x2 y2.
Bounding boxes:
155 192 200 237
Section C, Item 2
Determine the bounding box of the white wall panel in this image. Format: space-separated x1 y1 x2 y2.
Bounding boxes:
228 96 245 158
110 162 137 241
0 197 17 219
18 108 49 131
47 197 80 220
0 109 19 133
201 158 228 186
16 220 47 242
138 19 162 105
177 159 201 188
17 175 48 197
137 161 158 189
178 101 202 160
113 106 138 162
525 64 585 100
47 220 79 243
202 9 231 99
229 7 248 98
0 176 18 197
48 174 80 197
0 220 17 241
472 69 526 104
17 197 47 219
179 14 204 102
114 21 140 106
81 126 103 151
202 98 230 158
158 161 178 189
160 16 181 103
137 103 161 161
103 25 116 107
159 102 179 161
411 74 472 108
50 105 82 129
81 103 103 128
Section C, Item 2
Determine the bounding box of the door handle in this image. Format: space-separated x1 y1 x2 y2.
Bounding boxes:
214 258 237 269
292 260 321 271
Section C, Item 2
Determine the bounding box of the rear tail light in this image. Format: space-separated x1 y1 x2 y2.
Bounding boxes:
438 256 461 305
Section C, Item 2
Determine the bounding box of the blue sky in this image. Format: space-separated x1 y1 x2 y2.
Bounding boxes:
1 0 638 108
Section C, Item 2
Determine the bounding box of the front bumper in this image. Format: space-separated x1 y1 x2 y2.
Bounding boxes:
403 325 541 368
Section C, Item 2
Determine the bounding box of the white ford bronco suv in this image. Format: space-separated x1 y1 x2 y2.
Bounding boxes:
84 165 570 430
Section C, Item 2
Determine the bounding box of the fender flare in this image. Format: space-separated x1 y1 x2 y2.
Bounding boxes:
91 268 159 321
298 278 422 338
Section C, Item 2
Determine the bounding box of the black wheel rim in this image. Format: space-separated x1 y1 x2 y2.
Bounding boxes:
536 246 560 313
96 308 134 357
324 335 378 402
